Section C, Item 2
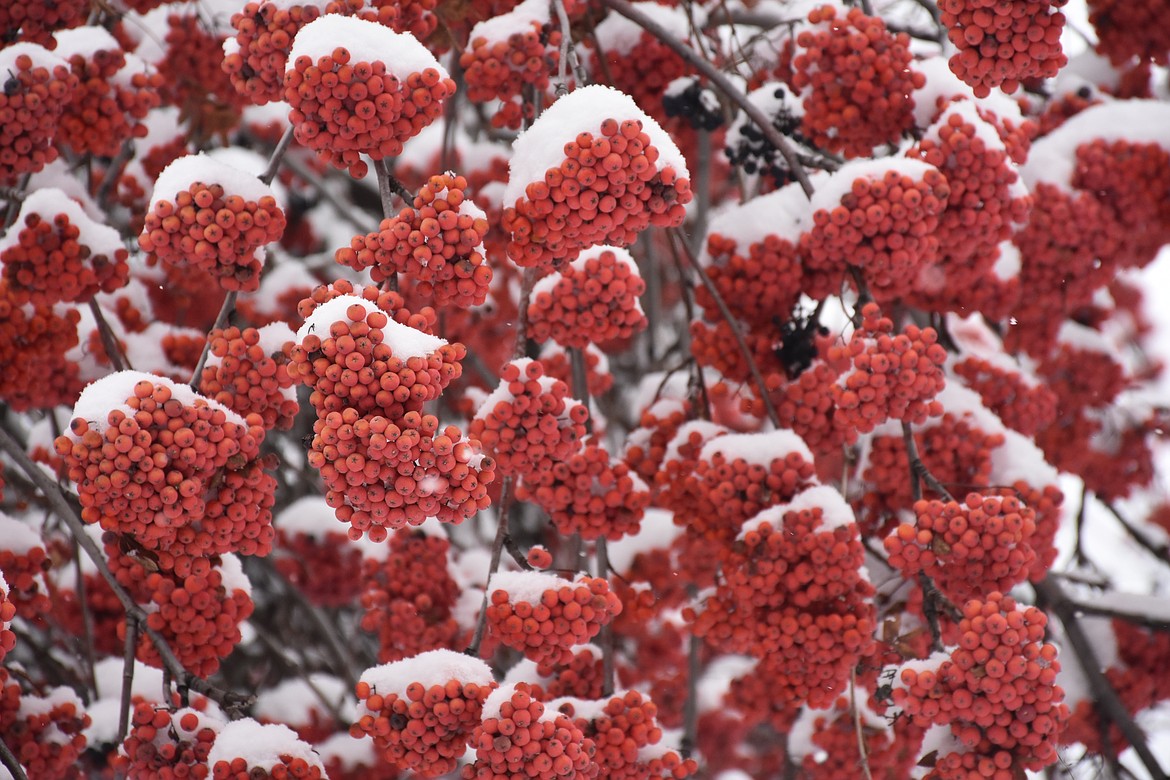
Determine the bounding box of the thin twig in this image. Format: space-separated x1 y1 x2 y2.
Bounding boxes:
1035 576 1170 780
595 537 615 697
188 290 238 390
0 733 27 780
680 630 701 759
672 229 780 427
95 139 135 209
850 666 874 780
1100 498 1170 562
602 0 819 196
466 478 515 657
259 124 296 186
117 618 138 744
0 424 254 712
73 537 99 696
88 299 132 372
901 421 955 502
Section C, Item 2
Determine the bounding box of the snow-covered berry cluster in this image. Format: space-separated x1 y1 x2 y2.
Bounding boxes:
939 0 1067 96
0 44 78 185
527 246 647 350
199 324 299 430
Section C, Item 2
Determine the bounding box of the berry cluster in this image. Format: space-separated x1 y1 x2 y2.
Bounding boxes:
359 526 462 662
791 6 922 158
289 294 457 419
938 0 1068 96
802 161 950 301
662 429 819 545
462 683 598 780
470 358 589 479
1071 138 1170 270
106 543 255 676
352 650 495 776
0 573 15 663
486 571 622 666
0 188 130 306
564 691 697 780
517 440 651 540
53 28 163 158
274 497 366 607
285 16 456 177
55 373 276 576
0 513 50 622
0 0 86 46
693 487 875 708
536 646 606 699
223 0 340 105
0 679 90 779
527 246 647 349
502 86 692 270
1088 0 1170 65
894 593 1068 776
139 154 286 292
859 408 1005 533
885 493 1037 605
0 287 82 411
906 101 1031 310
199 324 298 430
113 704 222 778
461 5 561 130
623 397 690 483
206 719 327 779
539 343 614 398
0 44 78 185
758 357 846 456
336 173 492 307
953 356 1057 436
828 303 947 440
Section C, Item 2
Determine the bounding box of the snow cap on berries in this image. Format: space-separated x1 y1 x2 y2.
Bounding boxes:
207 718 326 773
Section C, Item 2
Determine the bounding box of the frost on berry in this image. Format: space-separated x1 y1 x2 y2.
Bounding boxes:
138 153 286 293
359 525 463 662
485 570 622 666
335 172 492 307
0 188 130 306
462 682 599 780
114 704 223 779
828 303 947 440
199 324 299 430
893 593 1069 776
460 0 563 130
352 649 495 776
285 15 456 177
502 85 692 271
516 439 651 541
939 0 1068 96
801 159 950 302
885 493 1037 605
470 358 589 479
206 718 327 779
791 6 923 158
692 486 876 710
55 372 277 574
0 43 79 186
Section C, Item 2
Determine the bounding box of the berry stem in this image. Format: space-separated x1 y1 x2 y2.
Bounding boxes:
602 0 819 197
900 421 955 502
71 536 99 696
466 477 515 658
116 616 138 744
259 123 296 187
0 733 26 780
680 630 700 758
849 667 874 780
1035 576 1170 780
595 537 616 697
94 139 134 211
188 290 238 390
672 228 780 427
88 298 132 372
1 173 30 232
0 422 255 713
